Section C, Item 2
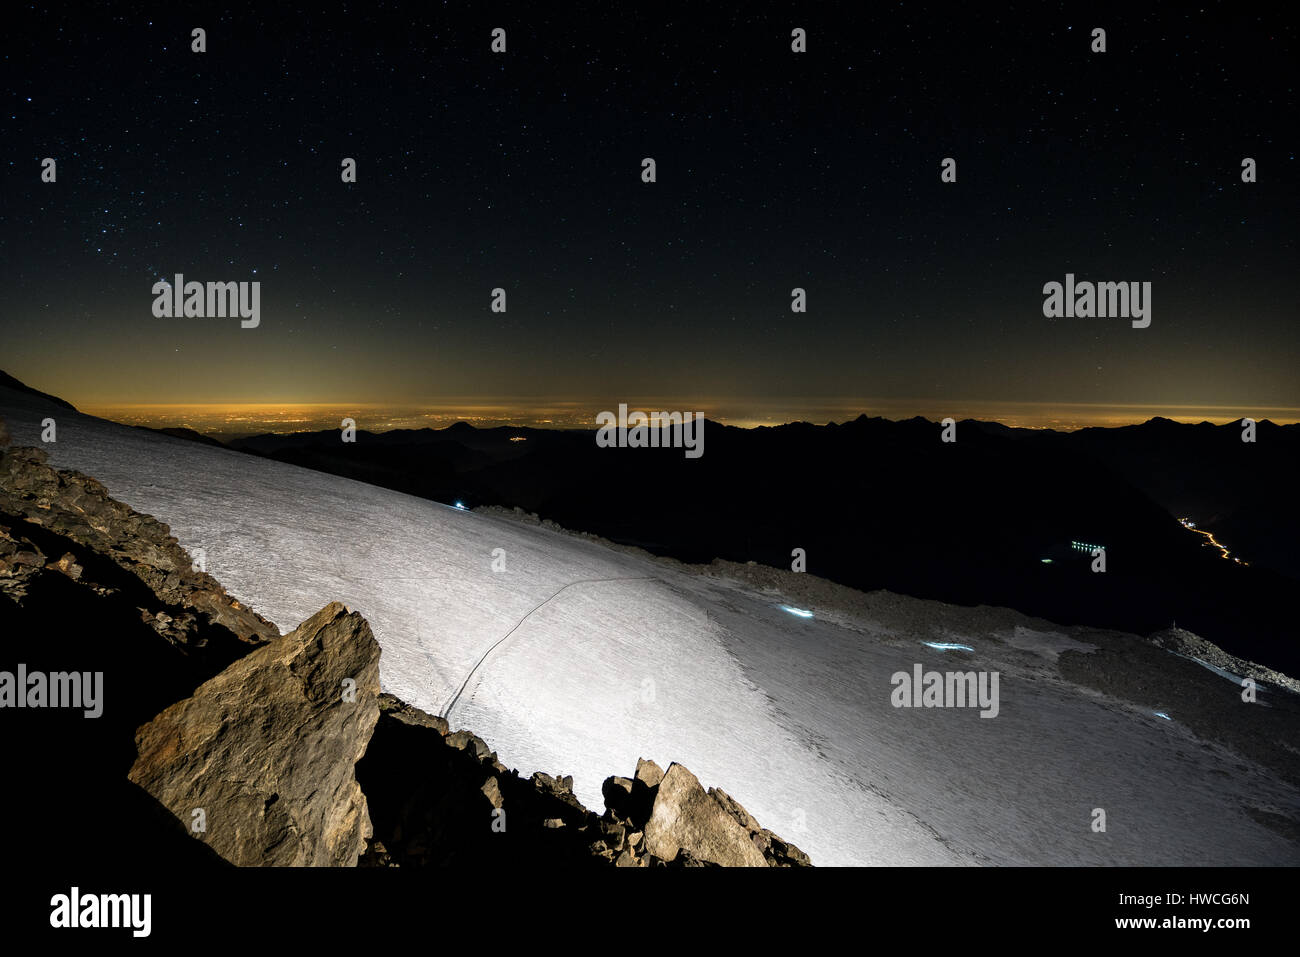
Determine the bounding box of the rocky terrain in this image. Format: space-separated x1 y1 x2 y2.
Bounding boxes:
358 694 810 867
0 440 278 659
0 425 810 868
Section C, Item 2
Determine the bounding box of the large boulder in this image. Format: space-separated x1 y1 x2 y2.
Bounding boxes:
128 602 381 866
643 763 770 867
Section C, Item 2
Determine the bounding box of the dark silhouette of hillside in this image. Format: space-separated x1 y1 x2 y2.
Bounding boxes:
0 370 77 411
228 414 1300 676
1005 416 1299 579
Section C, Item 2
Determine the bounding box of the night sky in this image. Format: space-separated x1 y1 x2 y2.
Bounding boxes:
2 3 1295 427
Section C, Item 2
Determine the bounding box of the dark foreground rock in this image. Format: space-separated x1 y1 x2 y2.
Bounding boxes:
129 602 381 866
358 696 812 867
0 439 272 868
0 443 279 661
357 693 604 866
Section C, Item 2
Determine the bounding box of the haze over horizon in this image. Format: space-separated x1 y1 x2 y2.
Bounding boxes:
5 367 1293 437
65 394 1300 437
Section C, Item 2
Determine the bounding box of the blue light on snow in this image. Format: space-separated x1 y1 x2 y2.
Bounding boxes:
779 605 814 619
922 641 974 652
453 501 468 510
1153 711 1172 721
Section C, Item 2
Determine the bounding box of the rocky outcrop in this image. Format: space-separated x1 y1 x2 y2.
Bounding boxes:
358 695 813 868
357 693 605 867
0 438 267 869
0 443 278 658
129 602 381 866
642 763 770 866
604 758 811 867
1148 625 1300 695
0 445 380 869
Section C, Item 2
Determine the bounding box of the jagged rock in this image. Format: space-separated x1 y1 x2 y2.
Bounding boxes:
670 848 718 867
363 840 397 867
602 775 634 814
0 444 278 656
596 758 813 867
765 832 813 867
448 730 492 760
128 602 381 866
357 698 607 867
52 552 82 580
709 786 812 866
377 692 449 735
600 819 627 852
0 527 45 600
615 757 663 822
1 483 239 869
532 770 556 789
643 763 770 867
709 787 761 833
635 757 665 788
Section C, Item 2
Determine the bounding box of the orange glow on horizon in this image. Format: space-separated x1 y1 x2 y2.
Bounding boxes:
75 398 1300 437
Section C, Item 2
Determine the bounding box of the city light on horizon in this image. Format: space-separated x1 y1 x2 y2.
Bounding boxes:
72 398 1300 439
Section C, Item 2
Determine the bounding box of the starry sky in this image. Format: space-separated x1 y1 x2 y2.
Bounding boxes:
1 3 1295 427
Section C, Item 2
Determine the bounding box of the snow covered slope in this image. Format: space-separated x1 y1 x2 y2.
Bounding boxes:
3 386 1297 866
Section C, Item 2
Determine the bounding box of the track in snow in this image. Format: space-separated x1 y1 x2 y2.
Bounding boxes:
441 576 655 719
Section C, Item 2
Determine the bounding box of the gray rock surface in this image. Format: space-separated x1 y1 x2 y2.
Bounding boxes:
129 601 381 866
643 763 770 867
